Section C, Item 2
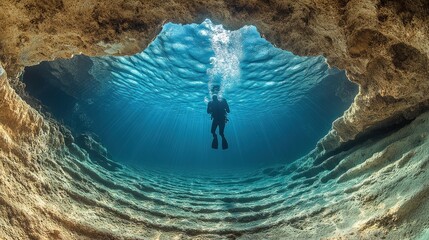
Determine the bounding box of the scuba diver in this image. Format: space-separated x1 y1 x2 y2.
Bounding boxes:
207 87 230 150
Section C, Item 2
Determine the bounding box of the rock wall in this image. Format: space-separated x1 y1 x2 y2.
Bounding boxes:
1 0 429 239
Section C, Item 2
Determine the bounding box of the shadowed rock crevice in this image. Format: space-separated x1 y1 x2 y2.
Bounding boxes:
390 43 428 72
75 134 123 171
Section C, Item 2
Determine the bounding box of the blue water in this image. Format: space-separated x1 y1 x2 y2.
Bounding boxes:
23 20 357 172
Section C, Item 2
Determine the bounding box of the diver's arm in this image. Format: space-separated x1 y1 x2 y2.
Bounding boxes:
225 100 230 113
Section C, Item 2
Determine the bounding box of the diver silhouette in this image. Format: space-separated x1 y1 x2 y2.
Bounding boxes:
207 94 230 149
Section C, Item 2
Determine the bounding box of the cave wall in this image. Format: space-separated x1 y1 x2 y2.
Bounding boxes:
1 0 428 154
0 1 429 239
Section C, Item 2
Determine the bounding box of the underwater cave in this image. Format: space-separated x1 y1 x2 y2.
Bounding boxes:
1 1 429 239
22 20 357 171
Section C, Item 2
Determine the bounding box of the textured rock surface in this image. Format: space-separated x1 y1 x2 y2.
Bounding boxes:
0 0 429 239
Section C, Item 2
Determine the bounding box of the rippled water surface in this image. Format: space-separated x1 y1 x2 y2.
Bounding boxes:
24 20 357 171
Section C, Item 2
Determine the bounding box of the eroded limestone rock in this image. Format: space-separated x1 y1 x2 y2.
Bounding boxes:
0 1 429 239
75 133 122 171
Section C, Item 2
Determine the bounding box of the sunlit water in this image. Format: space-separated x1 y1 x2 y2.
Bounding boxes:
24 19 357 172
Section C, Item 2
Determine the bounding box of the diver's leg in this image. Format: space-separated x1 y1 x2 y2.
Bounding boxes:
212 135 218 149
211 120 218 149
211 120 217 136
219 120 225 137
219 120 228 149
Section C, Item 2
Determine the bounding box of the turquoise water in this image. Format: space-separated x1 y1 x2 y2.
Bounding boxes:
23 20 357 172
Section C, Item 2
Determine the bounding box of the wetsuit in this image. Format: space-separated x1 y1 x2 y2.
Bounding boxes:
207 98 230 137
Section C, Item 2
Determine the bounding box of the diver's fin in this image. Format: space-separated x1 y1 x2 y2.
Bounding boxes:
212 135 218 149
221 136 228 150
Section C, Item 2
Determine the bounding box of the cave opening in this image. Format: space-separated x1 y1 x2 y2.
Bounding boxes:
22 19 358 174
